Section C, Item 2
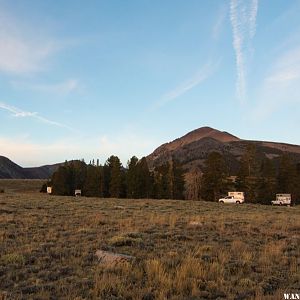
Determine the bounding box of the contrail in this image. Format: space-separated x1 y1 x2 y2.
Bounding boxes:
230 0 259 103
0 101 75 131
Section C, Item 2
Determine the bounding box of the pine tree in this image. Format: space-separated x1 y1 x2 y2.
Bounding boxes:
40 183 47 193
52 166 72 195
153 172 163 199
277 154 298 204
170 160 185 199
235 158 248 191
106 155 123 198
70 160 87 192
153 160 185 200
155 162 172 199
200 152 228 201
102 164 111 197
256 158 276 204
83 165 103 197
235 144 260 202
136 157 152 198
126 156 139 198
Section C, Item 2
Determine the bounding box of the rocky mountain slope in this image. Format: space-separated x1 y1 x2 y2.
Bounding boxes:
147 126 300 174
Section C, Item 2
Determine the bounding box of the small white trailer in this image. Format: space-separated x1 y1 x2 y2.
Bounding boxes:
74 189 82 197
219 192 245 204
271 194 291 206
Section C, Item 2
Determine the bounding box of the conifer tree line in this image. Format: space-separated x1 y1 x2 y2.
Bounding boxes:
44 155 185 200
187 145 300 204
42 145 300 204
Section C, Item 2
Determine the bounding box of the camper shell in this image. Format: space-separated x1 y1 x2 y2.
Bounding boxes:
271 194 291 206
219 192 245 204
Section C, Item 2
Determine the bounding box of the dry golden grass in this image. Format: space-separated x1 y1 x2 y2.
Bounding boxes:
0 182 299 299
0 179 44 193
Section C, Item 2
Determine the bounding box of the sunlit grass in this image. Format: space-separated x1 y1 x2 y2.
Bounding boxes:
0 189 299 299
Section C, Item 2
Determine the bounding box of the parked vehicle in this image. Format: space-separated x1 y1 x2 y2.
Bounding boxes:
75 189 82 197
219 192 245 204
271 194 291 206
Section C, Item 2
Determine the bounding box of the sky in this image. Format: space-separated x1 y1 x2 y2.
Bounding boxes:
0 0 300 167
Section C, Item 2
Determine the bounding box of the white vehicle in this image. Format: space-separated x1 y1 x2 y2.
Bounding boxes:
46 186 52 194
271 194 291 206
75 189 82 197
219 192 244 204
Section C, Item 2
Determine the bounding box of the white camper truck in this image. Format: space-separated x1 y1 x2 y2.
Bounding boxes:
271 194 291 206
219 192 245 204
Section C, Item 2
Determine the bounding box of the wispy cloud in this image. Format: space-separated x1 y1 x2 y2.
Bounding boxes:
230 0 259 103
0 102 37 117
0 101 74 131
0 8 63 74
253 46 300 119
11 79 80 95
212 5 227 40
153 61 218 110
249 0 258 38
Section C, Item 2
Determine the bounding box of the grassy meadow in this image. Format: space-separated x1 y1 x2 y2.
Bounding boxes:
0 179 45 194
0 180 299 299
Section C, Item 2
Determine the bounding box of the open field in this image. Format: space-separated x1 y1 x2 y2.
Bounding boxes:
0 188 299 299
0 180 45 194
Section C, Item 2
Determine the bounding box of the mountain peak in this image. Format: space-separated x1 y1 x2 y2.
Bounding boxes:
147 126 300 174
181 126 240 143
154 126 240 154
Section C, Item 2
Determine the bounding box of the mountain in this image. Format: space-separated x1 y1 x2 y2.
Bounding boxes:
0 156 25 179
0 156 60 179
147 126 300 174
2 126 300 179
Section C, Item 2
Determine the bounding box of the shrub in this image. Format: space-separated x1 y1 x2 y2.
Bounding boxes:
40 183 47 193
1 253 25 266
108 233 143 247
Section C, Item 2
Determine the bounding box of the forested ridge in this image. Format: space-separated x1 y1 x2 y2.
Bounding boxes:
43 145 300 204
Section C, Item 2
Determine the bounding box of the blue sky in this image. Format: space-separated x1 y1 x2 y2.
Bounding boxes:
0 0 300 166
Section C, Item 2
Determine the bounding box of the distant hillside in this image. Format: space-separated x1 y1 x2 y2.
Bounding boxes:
0 156 25 179
0 156 60 179
147 126 300 174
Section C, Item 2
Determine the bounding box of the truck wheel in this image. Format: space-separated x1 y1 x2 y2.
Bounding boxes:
219 201 224 203
236 201 241 204
279 202 282 206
